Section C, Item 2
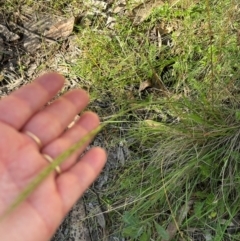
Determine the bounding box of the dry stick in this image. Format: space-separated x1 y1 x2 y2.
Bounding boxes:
0 125 102 222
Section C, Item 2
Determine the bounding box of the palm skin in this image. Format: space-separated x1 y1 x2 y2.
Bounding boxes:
0 73 106 241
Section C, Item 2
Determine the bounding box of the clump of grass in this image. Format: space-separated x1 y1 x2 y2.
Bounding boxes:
91 1 240 240
71 18 163 103
2 0 81 15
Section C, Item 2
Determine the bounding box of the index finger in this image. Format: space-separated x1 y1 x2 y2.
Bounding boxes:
0 72 65 130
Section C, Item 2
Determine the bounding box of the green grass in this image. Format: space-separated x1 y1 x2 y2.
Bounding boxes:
73 1 240 240
1 0 240 240
2 0 79 13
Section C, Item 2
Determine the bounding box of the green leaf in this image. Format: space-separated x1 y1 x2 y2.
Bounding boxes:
235 110 240 121
230 151 240 161
187 113 205 124
123 211 140 226
154 221 169 240
206 193 215 205
122 226 143 239
194 201 204 218
140 232 150 241
199 164 211 178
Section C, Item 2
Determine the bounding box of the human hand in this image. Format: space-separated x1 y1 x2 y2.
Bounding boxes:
0 73 107 241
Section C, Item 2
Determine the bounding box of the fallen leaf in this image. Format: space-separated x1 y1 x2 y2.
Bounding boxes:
143 120 162 127
139 79 152 91
89 203 106 229
163 200 194 241
21 14 75 53
132 0 164 25
113 5 125 14
44 17 75 39
69 200 90 241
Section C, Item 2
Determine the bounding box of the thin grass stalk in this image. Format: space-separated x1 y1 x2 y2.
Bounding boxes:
0 125 103 222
